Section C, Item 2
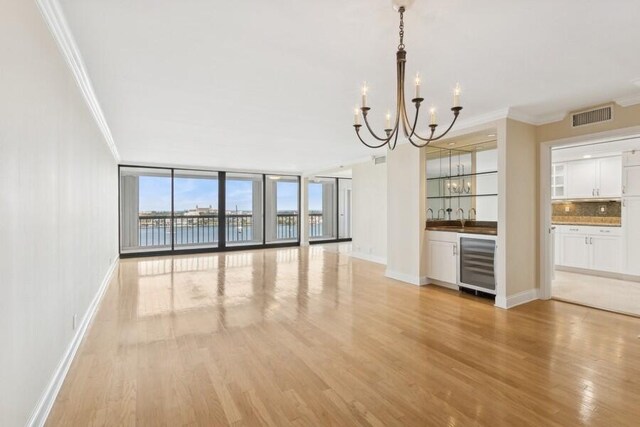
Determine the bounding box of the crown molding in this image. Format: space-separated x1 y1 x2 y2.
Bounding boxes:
454 108 510 131
614 93 640 107
507 108 565 126
36 0 120 162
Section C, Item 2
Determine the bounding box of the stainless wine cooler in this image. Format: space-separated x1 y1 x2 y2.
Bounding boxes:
457 234 497 294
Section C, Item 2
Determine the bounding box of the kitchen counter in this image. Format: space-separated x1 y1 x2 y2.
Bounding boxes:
426 220 498 236
552 222 621 227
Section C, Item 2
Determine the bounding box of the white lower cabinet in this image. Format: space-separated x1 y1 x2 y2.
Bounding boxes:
427 240 457 284
591 236 622 273
560 234 591 269
557 226 622 273
426 231 458 285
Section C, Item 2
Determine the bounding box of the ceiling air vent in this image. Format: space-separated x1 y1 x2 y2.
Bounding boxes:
374 156 386 165
571 105 613 128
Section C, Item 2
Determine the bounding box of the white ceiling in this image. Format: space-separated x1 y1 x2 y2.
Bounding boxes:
59 0 640 173
552 136 640 162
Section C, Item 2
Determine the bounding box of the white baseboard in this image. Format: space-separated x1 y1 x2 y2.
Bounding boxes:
496 288 540 309
26 256 119 427
556 265 640 283
349 251 386 265
385 269 428 286
427 278 459 291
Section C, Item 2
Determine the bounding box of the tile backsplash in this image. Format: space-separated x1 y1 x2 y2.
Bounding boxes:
552 201 621 225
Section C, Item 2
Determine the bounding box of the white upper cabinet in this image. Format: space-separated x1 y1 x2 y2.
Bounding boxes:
623 166 640 196
597 156 622 198
566 159 598 198
623 150 640 167
561 156 621 199
551 163 566 199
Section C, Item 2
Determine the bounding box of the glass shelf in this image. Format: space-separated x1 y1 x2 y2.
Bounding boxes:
426 170 497 181
427 194 498 200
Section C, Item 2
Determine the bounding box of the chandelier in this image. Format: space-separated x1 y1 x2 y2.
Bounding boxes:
353 1 463 150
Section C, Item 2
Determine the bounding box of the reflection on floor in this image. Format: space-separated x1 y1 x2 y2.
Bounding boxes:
316 241 352 255
553 270 640 316
47 246 640 425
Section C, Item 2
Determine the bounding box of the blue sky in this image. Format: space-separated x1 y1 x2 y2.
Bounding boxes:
139 176 314 212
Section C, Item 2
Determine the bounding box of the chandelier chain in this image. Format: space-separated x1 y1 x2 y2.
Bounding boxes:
398 7 405 50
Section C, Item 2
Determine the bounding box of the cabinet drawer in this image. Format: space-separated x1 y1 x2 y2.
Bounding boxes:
557 225 588 234
592 227 622 236
425 230 458 243
557 225 621 236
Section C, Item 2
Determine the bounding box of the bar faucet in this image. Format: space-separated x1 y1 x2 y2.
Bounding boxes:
437 208 446 220
427 208 434 220
456 208 465 227
468 208 476 221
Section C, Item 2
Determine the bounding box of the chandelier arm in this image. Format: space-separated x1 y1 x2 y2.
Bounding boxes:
423 109 462 142
354 126 391 149
389 121 401 150
406 101 422 139
361 110 395 142
407 107 463 142
406 126 436 148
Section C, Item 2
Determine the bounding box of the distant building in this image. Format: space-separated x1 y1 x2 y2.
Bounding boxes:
185 205 217 216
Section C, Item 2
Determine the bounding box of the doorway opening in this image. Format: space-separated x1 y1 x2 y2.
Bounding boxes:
543 135 640 316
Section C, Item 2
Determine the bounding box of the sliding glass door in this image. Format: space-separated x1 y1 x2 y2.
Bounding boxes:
225 173 263 246
120 167 172 254
173 170 219 249
266 175 299 243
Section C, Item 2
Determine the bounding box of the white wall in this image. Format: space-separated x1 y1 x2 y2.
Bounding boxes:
496 119 539 308
351 160 387 264
0 1 118 425
386 144 427 284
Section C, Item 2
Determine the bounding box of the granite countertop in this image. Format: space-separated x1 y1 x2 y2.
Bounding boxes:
426 220 498 235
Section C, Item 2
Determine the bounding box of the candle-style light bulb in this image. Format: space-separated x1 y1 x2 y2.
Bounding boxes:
385 110 391 129
453 83 461 107
430 107 437 125
354 107 360 125
415 73 421 99
361 82 368 107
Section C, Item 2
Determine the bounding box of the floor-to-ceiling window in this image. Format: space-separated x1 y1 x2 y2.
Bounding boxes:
173 170 219 249
225 173 263 246
120 167 173 254
119 167 301 256
266 175 300 243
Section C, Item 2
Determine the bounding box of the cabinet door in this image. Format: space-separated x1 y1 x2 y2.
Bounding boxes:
590 236 621 273
560 234 590 269
551 163 566 199
623 150 640 167
428 241 457 284
567 160 597 198
623 198 640 276
623 166 640 197
597 157 622 197
554 229 561 266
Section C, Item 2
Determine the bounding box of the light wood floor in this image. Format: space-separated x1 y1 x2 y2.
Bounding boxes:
47 245 640 426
